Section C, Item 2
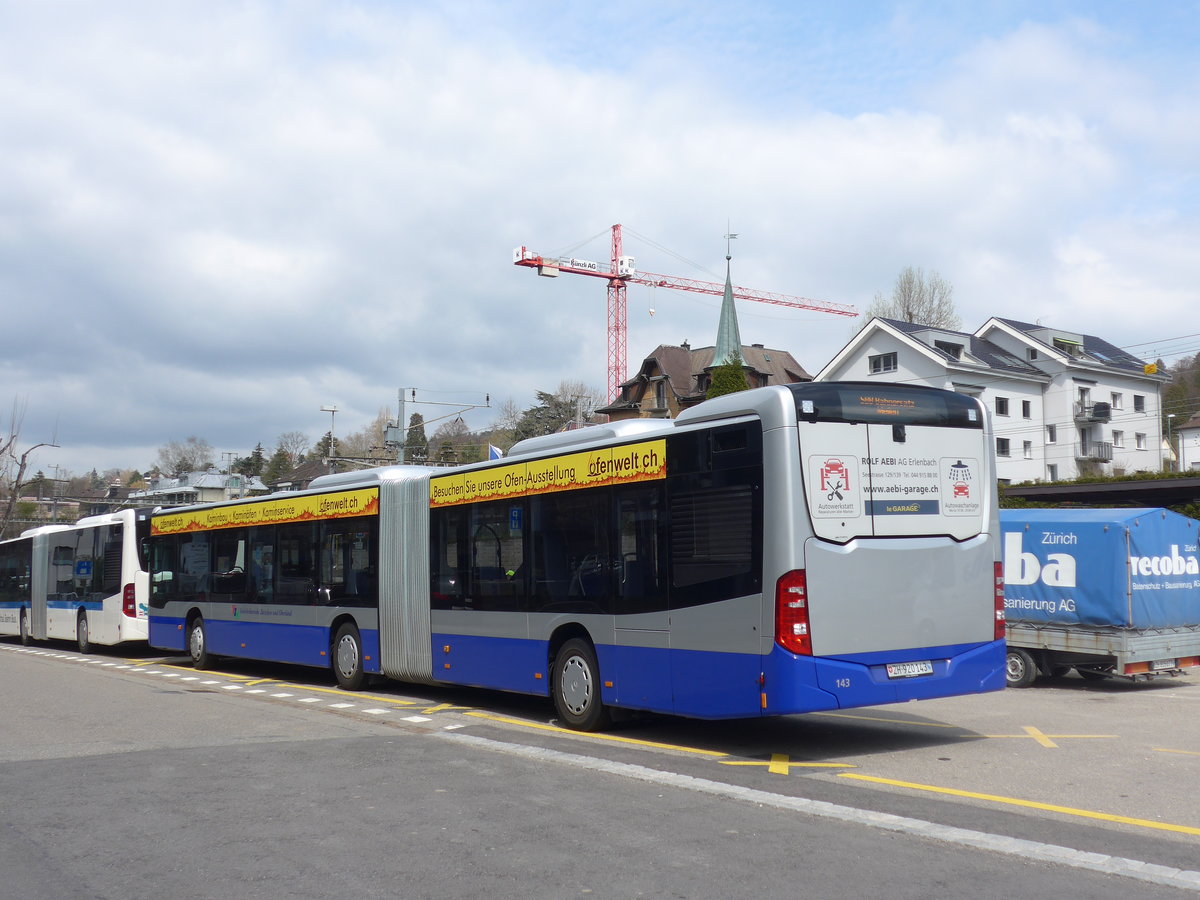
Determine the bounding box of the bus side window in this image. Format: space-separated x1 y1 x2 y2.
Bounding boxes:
276 523 316 605
533 491 611 615
431 508 468 609
320 523 377 608
468 502 524 612
615 484 666 615
149 536 178 608
248 526 275 605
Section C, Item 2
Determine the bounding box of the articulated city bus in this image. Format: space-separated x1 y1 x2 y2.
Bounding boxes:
146 382 1006 730
0 509 152 650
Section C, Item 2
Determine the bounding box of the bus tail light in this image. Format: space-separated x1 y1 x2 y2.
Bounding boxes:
994 562 1005 641
123 583 137 618
776 570 812 656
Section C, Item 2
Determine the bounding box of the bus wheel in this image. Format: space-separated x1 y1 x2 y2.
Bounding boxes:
1005 648 1037 688
188 617 210 669
333 623 365 691
19 609 31 646
552 638 611 732
76 612 91 654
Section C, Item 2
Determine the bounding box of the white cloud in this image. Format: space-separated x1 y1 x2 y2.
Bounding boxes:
2 3 1197 476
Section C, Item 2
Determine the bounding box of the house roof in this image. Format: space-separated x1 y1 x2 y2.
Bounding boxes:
881 318 1042 376
599 342 810 413
990 317 1155 376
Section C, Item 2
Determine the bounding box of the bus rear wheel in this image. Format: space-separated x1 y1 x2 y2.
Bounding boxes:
77 611 91 654
19 609 31 646
188 617 210 669
333 623 365 690
552 638 611 732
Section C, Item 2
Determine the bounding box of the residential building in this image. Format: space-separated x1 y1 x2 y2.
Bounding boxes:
598 341 811 421
815 317 1168 482
1178 412 1200 471
128 468 269 506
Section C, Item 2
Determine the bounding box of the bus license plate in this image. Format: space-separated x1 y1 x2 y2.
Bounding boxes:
886 660 933 679
1151 658 1177 671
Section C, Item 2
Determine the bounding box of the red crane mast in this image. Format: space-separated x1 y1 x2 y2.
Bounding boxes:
514 224 857 402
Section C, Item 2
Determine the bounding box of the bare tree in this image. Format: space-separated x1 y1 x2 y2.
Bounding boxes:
276 431 310 467
1 399 58 538
864 266 961 330
156 436 216 477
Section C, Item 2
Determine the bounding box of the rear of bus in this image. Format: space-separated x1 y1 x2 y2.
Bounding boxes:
764 381 1005 714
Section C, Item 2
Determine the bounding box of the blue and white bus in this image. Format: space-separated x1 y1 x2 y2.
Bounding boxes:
0 509 152 651
146 382 1006 730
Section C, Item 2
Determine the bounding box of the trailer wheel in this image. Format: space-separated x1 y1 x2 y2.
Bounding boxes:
1005 648 1038 688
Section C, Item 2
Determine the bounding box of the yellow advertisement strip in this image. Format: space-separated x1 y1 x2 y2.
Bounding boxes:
151 488 380 536
430 439 666 507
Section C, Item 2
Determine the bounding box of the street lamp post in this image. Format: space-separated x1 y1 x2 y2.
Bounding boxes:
321 405 339 473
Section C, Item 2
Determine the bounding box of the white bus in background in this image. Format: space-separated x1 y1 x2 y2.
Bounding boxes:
0 508 152 651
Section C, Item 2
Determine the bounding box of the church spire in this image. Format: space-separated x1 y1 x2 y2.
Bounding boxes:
713 229 743 366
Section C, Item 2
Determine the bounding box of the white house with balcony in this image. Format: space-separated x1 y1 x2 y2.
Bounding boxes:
1178 411 1200 472
815 317 1168 483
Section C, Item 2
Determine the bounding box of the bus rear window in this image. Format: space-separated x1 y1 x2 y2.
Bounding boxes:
789 382 982 428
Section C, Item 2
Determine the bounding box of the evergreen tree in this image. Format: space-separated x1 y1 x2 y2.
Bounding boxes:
404 414 428 463
706 356 750 399
263 446 293 484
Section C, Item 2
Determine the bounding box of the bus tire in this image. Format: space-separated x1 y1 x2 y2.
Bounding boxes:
77 611 91 654
19 609 31 646
188 616 210 669
1005 648 1037 688
333 623 365 691
552 638 611 732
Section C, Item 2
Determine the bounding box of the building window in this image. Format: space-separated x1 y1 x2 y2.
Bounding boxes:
1021 400 1031 418
1136 432 1147 450
996 438 1011 457
869 352 897 374
1046 424 1057 444
934 340 963 360
995 397 1009 416
1112 430 1124 448
1023 441 1033 459
1134 395 1145 413
1047 464 1058 481
1111 392 1123 410
1026 348 1039 361
654 381 666 409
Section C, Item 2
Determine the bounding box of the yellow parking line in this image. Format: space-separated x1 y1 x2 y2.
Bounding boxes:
839 773 1200 836
1155 748 1200 757
464 712 728 757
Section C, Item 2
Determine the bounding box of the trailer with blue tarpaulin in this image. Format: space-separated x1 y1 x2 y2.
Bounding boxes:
1000 508 1200 686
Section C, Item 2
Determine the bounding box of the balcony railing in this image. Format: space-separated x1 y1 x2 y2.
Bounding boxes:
1075 440 1114 462
1074 401 1111 423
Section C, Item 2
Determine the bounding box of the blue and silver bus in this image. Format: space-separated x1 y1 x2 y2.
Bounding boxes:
0 509 152 651
146 382 1006 730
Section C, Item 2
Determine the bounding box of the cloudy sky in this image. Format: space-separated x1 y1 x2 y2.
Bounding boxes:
3 1 1198 476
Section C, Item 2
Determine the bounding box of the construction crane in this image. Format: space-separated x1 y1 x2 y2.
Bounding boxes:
514 223 858 402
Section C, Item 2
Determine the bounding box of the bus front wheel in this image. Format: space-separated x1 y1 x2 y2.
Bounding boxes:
188 617 210 669
333 623 365 690
19 609 31 646
552 638 611 732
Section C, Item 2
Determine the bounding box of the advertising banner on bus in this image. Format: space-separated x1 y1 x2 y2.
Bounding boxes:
430 439 667 508
151 488 380 536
